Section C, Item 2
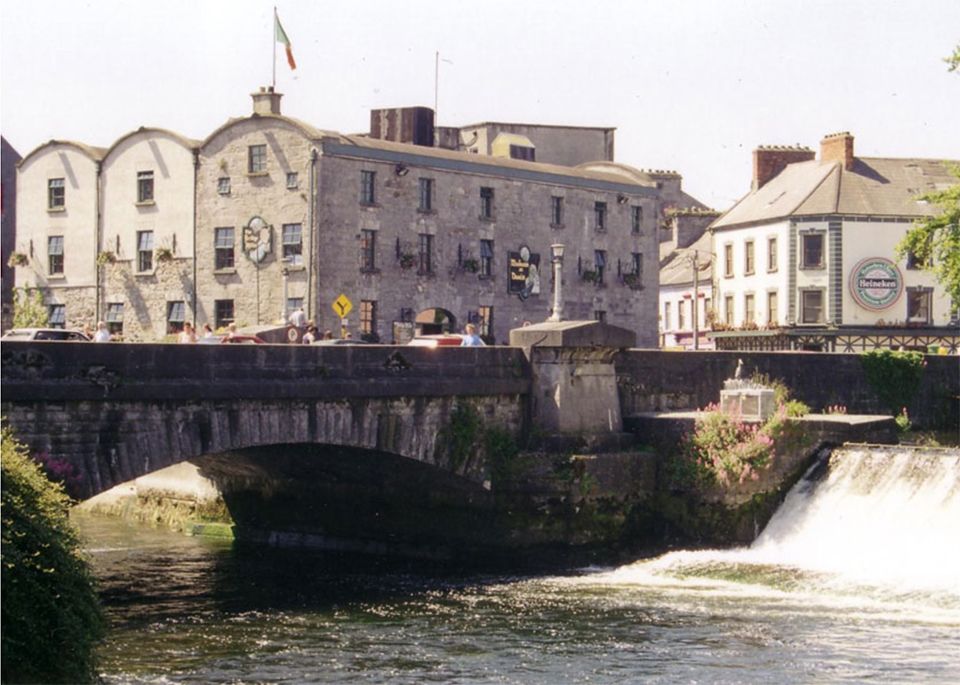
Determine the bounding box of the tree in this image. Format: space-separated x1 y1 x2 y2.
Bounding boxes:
12 287 48 328
947 43 960 73
896 166 960 307
1 428 104 683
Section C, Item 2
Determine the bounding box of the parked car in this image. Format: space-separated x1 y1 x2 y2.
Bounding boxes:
220 334 266 344
314 338 372 345
2 327 91 341
406 334 465 348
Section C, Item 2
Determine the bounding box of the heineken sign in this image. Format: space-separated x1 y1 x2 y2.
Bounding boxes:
849 258 903 310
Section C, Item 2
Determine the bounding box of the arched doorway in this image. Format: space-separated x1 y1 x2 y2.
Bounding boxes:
415 308 456 335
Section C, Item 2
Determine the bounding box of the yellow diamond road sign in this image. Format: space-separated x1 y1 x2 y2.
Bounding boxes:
332 294 353 318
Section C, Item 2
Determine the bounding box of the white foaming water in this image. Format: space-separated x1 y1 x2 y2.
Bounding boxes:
573 446 960 617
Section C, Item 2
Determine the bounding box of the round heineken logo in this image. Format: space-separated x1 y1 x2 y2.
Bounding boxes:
849 258 903 310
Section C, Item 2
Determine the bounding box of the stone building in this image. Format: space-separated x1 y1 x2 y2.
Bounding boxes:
12 89 665 346
708 132 959 353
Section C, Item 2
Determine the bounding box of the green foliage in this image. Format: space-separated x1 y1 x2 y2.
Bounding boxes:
860 349 926 414
484 427 520 483
946 43 960 73
895 408 913 433
438 402 482 473
12 287 48 328
896 165 960 305
678 405 776 487
749 372 791 407
1 427 104 683
784 399 811 418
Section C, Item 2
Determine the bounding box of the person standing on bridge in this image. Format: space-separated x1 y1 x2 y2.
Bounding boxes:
93 321 111 342
178 322 197 343
460 323 485 346
289 306 306 329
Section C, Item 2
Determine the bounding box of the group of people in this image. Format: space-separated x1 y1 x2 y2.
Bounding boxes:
175 321 221 343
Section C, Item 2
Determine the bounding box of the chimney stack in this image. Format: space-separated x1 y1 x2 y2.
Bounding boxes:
251 86 282 116
752 145 815 190
370 107 435 147
820 131 855 170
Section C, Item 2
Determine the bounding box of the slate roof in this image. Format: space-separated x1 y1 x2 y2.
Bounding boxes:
712 156 958 230
659 231 713 287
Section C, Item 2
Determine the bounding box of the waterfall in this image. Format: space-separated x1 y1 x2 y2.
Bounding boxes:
742 445 960 593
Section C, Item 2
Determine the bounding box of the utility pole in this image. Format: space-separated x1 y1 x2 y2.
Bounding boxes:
692 250 700 350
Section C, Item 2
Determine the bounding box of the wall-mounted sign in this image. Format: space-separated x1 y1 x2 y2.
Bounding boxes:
849 257 903 310
507 245 541 300
243 216 273 264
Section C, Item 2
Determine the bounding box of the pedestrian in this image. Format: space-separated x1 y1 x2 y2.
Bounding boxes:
226 323 238 339
93 321 111 342
302 325 317 344
322 330 334 340
460 323 485 346
201 323 215 340
289 306 306 328
178 322 197 343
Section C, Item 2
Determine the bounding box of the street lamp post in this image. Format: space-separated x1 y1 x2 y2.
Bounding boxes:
548 243 565 322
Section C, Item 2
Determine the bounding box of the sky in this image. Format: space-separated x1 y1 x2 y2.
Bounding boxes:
1 0 958 210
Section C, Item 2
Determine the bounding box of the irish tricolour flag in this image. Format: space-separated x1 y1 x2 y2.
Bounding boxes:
275 12 296 70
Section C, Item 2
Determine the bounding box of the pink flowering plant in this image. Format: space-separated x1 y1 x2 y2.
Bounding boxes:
674 402 800 489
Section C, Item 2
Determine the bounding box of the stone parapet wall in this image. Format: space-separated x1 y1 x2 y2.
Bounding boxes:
615 350 958 429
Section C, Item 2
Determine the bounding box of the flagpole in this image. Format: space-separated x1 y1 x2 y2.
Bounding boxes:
434 50 439 123
272 6 277 89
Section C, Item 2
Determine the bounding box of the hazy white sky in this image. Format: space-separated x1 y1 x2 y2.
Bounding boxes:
2 0 958 209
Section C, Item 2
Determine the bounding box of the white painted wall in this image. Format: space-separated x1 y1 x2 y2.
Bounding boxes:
714 220 791 327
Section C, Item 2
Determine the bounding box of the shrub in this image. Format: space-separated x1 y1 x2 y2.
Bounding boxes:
860 349 926 414
784 399 811 417
679 404 776 487
1 428 104 683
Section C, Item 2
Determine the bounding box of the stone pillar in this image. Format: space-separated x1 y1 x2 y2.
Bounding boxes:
510 320 636 437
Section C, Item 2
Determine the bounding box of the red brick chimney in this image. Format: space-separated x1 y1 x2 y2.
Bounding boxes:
820 131 854 170
752 145 815 190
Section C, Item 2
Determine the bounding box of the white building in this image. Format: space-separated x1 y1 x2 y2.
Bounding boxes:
709 132 958 353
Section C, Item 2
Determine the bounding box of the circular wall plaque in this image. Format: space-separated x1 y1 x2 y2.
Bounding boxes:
849 257 903 310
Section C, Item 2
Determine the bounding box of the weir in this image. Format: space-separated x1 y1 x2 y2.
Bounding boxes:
744 444 960 592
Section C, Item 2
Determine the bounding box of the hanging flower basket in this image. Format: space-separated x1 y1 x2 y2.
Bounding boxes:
156 246 174 262
621 272 643 290
399 253 416 269
580 269 599 284
461 258 479 273
7 252 28 268
96 251 116 267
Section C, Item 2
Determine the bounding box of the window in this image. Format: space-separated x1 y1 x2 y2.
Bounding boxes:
801 290 824 324
360 170 376 205
248 144 267 173
282 223 302 265
594 250 607 285
48 304 65 329
105 302 124 335
480 239 494 277
509 144 535 161
360 229 377 271
167 301 186 334
419 178 433 211
744 293 755 324
678 300 686 330
215 227 235 270
360 300 377 335
767 291 778 325
724 243 734 278
724 295 734 325
214 299 234 329
218 177 231 195
594 310 607 323
551 196 564 227
418 233 433 274
632 252 643 278
907 288 933 324
801 232 824 268
767 237 778 272
137 171 154 203
663 302 671 330
631 206 643 234
594 202 607 231
137 230 154 272
48 236 64 275
286 172 299 189
744 240 755 275
480 187 494 219
48 178 65 210
479 305 493 338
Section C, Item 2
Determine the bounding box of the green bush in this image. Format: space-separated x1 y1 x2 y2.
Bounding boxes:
860 349 926 414
784 399 811 417
1 428 103 684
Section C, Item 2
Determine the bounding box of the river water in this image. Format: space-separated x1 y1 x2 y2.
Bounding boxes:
80 447 960 684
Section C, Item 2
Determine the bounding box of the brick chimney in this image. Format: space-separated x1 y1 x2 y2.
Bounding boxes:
752 145 815 190
820 131 854 170
251 86 282 115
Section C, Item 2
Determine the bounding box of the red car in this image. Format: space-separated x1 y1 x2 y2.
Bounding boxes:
407 334 465 348
219 334 266 345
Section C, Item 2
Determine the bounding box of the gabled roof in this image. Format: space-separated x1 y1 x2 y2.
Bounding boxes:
712 156 958 230
659 231 713 288
18 139 108 167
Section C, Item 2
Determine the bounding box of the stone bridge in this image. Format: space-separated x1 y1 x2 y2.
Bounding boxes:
1 342 531 500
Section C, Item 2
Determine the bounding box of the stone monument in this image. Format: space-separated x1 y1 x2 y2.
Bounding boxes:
719 358 776 421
